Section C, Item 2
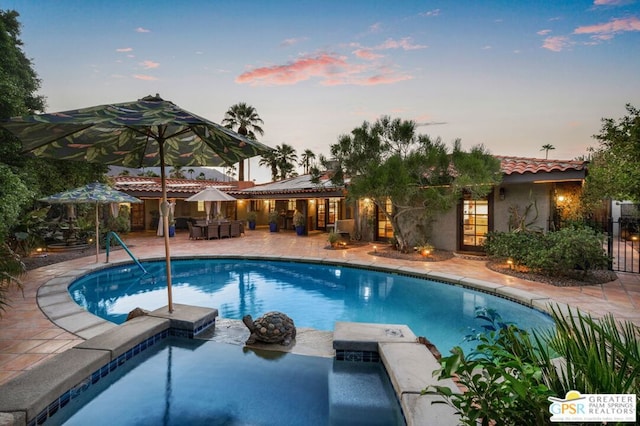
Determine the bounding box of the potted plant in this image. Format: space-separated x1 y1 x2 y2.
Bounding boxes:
268 211 279 232
293 210 305 236
247 211 257 230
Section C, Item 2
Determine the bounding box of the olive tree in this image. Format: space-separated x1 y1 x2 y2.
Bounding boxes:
329 116 502 252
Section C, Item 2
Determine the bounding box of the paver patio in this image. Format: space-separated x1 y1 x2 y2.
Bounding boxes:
1 228 639 386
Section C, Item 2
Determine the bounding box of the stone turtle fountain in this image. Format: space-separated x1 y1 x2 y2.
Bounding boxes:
242 312 296 346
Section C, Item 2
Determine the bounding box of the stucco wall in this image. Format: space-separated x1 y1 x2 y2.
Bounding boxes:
495 183 552 233
429 208 458 251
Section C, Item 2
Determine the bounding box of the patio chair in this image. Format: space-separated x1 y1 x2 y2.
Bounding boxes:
188 222 204 240
206 223 220 239
230 221 241 238
219 222 231 238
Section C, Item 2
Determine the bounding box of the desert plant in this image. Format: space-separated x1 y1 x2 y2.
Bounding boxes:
327 231 340 246
247 211 257 222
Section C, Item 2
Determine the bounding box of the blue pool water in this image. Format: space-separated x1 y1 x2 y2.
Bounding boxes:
69 259 554 353
52 337 404 425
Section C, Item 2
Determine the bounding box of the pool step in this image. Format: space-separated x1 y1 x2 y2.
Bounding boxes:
329 360 403 425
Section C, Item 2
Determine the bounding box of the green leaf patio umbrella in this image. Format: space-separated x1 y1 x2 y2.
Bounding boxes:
40 182 142 264
1 94 273 313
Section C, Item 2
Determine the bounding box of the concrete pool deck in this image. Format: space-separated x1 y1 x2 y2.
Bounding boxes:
0 228 639 417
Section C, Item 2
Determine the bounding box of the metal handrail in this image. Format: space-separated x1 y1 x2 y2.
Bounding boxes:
105 231 148 274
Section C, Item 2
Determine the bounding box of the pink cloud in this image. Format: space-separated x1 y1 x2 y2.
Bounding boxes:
236 54 350 85
136 27 150 33
542 35 573 51
594 0 630 5
236 53 411 86
574 16 640 36
116 47 133 52
537 29 552 36
140 60 160 69
133 74 158 81
353 48 384 60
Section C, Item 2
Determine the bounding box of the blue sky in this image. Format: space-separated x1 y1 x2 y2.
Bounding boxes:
4 0 640 183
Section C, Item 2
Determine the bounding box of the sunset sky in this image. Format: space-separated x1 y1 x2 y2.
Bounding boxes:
5 0 640 182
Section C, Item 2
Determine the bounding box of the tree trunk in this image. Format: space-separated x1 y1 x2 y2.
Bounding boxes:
238 160 245 181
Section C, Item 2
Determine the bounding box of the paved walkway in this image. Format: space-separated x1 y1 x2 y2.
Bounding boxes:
1 228 639 386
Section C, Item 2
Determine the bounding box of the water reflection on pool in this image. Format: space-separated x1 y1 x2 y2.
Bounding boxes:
69 259 554 353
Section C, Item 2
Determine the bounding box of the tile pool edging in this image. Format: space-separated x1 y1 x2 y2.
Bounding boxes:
34 255 562 341
0 305 218 425
20 255 562 426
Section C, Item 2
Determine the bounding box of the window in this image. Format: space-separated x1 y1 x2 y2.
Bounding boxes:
462 198 489 248
377 199 394 239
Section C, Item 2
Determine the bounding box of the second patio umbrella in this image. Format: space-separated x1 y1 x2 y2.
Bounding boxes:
1 94 273 312
185 187 236 222
40 182 142 263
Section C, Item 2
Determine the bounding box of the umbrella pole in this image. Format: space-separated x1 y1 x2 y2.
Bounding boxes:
159 140 174 313
95 204 99 263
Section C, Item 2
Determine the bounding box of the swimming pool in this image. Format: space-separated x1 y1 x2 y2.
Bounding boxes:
69 258 554 353
50 337 404 426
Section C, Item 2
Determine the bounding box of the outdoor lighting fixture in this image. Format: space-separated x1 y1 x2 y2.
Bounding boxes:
421 249 431 257
34 247 47 258
499 187 505 200
557 195 565 202
507 258 514 269
373 245 377 253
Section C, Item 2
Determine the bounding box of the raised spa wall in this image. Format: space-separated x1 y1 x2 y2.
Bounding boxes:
0 303 459 426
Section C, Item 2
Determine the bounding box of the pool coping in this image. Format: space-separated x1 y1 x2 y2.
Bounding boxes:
35 254 562 341
2 254 562 425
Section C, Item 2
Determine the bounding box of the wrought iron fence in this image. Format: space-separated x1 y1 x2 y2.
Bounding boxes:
550 218 640 273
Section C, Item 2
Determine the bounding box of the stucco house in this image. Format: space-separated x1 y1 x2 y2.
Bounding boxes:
112 156 587 255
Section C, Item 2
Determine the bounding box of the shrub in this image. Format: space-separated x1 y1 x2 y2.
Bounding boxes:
424 305 640 425
526 225 609 277
484 231 544 267
327 231 340 246
485 225 609 277
424 307 554 425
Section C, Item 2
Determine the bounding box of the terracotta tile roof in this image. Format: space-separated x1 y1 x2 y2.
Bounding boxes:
496 156 587 176
111 175 237 195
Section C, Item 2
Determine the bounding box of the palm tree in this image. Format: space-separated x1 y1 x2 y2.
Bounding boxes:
275 143 298 180
222 102 264 181
541 144 555 159
299 149 316 174
169 166 186 179
259 150 279 181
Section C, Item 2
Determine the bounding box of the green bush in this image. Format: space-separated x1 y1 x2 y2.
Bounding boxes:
485 225 609 277
484 231 544 267
526 226 609 277
424 307 554 425
425 305 640 425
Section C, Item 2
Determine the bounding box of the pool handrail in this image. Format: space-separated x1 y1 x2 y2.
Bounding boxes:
105 231 148 274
